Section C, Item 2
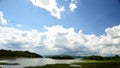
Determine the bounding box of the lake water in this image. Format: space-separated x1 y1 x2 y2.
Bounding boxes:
0 58 81 68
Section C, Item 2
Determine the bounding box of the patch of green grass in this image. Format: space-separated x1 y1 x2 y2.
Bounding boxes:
0 62 19 65
73 61 120 68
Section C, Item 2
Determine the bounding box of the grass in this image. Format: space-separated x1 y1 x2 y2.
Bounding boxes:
0 62 19 65
73 61 120 68
24 60 120 68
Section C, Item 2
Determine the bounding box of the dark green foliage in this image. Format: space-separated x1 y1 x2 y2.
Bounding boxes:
47 55 74 59
0 49 42 58
83 55 120 60
104 55 120 60
83 56 104 60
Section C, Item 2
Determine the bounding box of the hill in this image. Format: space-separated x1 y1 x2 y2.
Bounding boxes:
0 49 42 58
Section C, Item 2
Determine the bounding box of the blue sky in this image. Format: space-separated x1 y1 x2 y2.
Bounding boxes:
0 0 120 56
0 0 119 35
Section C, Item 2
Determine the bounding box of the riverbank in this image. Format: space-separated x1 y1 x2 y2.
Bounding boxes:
24 60 120 68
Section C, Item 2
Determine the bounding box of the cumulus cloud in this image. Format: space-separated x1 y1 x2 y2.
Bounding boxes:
0 11 7 24
69 0 79 12
30 0 65 19
0 25 120 56
99 25 120 56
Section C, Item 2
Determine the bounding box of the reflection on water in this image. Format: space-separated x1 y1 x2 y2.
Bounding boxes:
0 58 81 68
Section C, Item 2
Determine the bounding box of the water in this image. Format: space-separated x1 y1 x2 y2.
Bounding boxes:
0 58 81 68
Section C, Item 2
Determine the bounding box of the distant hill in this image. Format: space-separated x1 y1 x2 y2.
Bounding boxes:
46 55 74 59
0 49 42 58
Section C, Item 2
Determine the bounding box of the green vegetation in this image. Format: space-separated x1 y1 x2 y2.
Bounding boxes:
83 55 120 61
0 62 19 65
73 61 120 68
83 56 104 60
46 55 74 59
0 49 42 58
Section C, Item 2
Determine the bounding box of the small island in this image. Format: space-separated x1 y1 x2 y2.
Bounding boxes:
0 49 43 58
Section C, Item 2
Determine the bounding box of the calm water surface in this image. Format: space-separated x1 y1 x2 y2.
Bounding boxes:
0 58 81 68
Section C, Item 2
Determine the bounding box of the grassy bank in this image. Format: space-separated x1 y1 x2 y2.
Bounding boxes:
24 60 120 68
73 61 120 68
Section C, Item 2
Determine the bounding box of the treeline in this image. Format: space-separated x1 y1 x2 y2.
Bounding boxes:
83 55 120 61
0 49 42 58
46 55 74 59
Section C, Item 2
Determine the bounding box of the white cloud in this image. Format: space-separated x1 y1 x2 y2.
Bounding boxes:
30 0 65 19
69 0 79 12
0 25 120 56
69 2 77 12
16 24 23 27
98 25 120 56
0 11 7 24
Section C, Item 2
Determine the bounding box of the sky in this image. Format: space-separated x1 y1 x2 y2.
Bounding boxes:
0 0 120 56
